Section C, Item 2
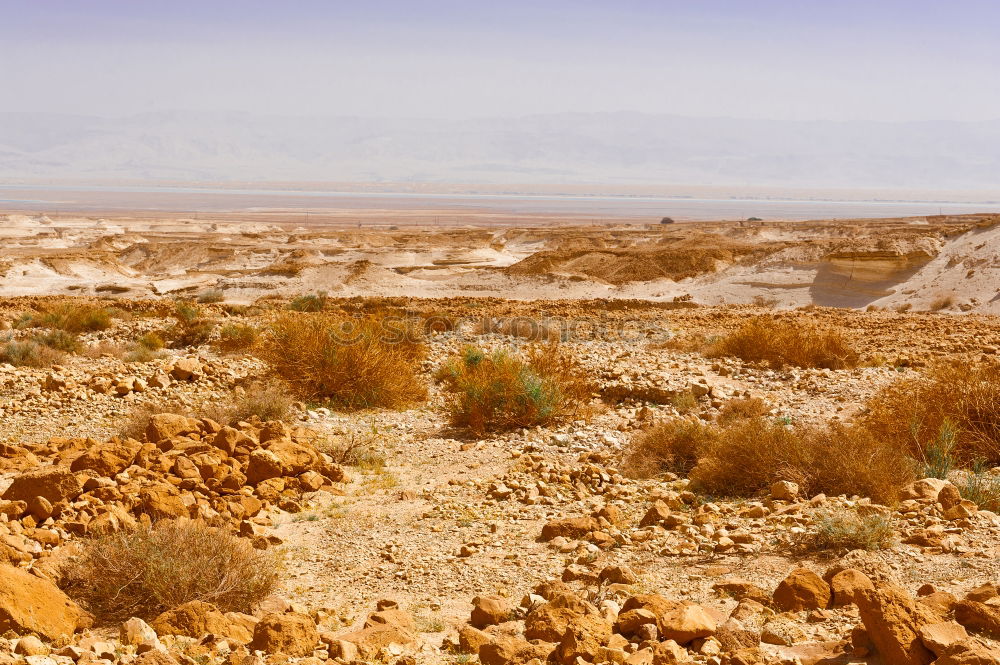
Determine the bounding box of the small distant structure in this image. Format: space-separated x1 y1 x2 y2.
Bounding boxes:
660 216 675 224
747 216 763 222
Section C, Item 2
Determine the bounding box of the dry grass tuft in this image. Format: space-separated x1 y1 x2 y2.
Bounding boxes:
688 417 913 504
227 383 295 423
0 339 64 368
258 313 427 410
622 419 717 479
288 292 328 312
716 397 771 426
16 304 114 334
215 323 260 354
929 294 956 311
165 302 216 348
437 345 591 434
708 316 859 369
797 508 896 552
862 361 1000 465
63 519 279 623
958 466 1000 512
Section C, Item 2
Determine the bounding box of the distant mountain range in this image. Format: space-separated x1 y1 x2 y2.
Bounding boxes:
1 111 999 189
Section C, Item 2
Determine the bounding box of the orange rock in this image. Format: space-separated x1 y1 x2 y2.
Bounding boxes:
856 583 935 665
829 569 875 607
772 568 831 612
249 612 318 656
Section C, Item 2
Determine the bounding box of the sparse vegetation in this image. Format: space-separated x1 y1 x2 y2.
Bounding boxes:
622 419 717 478
708 316 859 369
288 292 328 312
258 313 427 409
227 383 295 423
797 508 896 551
958 463 1000 512
165 302 215 348
0 339 64 367
215 322 259 354
137 332 165 351
63 519 280 623
918 420 958 479
929 294 956 311
716 397 771 426
862 361 1000 465
688 417 913 504
437 345 591 434
36 329 82 353
16 304 114 333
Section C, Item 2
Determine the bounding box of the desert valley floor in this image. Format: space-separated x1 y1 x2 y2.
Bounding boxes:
0 208 998 665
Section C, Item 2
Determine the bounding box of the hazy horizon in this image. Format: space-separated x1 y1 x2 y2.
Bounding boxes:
2 1 999 190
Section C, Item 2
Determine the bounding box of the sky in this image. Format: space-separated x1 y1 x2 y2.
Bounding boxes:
2 0 1000 122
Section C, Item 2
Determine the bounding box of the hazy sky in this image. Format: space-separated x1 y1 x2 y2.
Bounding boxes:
3 0 999 122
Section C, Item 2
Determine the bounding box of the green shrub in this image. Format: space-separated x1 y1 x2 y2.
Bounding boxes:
37 329 82 353
437 345 591 435
958 463 1000 512
798 508 896 551
919 420 958 479
0 340 63 368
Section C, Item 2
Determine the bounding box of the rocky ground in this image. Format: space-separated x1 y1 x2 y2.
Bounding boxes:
0 297 999 665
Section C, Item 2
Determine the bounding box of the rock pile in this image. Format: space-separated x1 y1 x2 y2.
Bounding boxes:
454 562 1000 665
0 414 346 564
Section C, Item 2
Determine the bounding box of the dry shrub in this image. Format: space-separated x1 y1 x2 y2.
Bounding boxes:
215 323 260 354
137 332 165 351
0 339 64 368
929 294 955 311
288 292 327 312
165 302 216 348
622 419 718 479
958 465 1000 512
717 397 770 426
32 304 113 333
797 508 896 552
258 313 426 410
437 345 591 434
63 520 279 623
689 417 913 504
862 362 1000 465
82 340 129 359
119 384 294 439
36 329 82 353
226 383 294 423
708 316 858 369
